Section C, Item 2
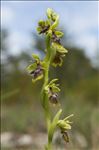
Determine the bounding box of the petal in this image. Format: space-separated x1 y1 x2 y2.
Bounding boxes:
26 63 37 72
32 54 40 63
32 74 43 83
64 123 71 130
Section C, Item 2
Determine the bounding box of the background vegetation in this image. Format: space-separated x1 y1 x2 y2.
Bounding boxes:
1 27 99 150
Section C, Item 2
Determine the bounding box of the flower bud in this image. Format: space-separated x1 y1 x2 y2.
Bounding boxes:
47 8 57 22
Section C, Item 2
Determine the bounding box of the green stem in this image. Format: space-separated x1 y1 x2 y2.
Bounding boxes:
41 34 53 150
43 62 51 129
45 142 52 150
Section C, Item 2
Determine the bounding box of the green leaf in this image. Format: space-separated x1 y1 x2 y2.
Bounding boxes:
48 109 62 143
1 89 19 101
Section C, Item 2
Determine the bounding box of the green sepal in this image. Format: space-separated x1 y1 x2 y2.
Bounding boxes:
32 54 40 64
45 20 51 26
38 20 50 28
37 27 42 34
52 86 60 93
38 20 45 26
51 15 59 30
26 63 37 72
64 114 74 121
32 54 40 60
49 79 58 85
45 79 60 94
49 79 60 92
55 31 64 38
57 114 73 130
57 120 71 130
52 42 68 54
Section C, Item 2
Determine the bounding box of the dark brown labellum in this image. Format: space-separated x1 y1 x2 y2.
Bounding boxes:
61 130 69 143
30 65 43 79
39 25 50 34
53 52 62 65
30 70 35 75
52 32 61 44
49 93 58 104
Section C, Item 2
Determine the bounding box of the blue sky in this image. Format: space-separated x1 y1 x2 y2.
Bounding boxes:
1 1 98 61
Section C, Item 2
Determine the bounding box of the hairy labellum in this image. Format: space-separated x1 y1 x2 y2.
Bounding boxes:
49 93 59 104
61 130 69 143
52 32 61 44
52 52 63 66
39 25 50 34
30 65 43 79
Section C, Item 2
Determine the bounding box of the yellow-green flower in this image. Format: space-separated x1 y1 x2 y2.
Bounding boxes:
37 20 50 34
26 54 44 83
51 42 68 67
45 79 60 104
57 114 73 143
